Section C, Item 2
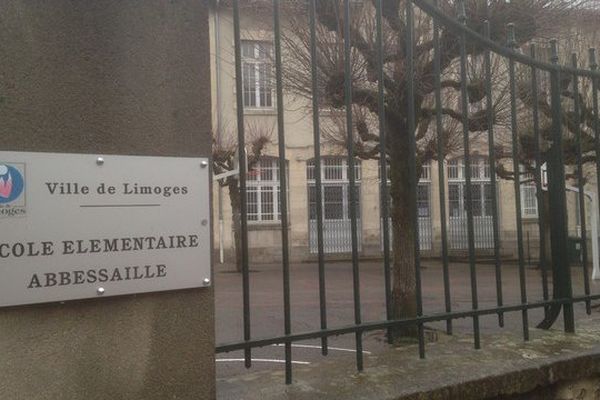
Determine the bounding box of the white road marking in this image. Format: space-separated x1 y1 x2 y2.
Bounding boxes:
271 343 372 354
216 358 311 365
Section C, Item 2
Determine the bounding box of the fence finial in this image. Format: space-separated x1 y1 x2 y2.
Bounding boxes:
589 48 598 71
506 23 516 49
550 39 559 64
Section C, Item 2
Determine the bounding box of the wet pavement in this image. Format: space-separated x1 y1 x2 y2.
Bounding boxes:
215 259 600 382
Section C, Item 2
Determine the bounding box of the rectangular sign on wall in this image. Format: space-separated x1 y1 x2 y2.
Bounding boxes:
0 151 211 307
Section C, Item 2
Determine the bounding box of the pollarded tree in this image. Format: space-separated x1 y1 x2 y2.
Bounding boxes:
213 122 273 272
496 13 600 186
279 0 583 339
493 12 600 328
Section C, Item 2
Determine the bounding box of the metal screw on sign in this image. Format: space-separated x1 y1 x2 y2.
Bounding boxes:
97 287 105 296
96 157 105 166
203 278 211 286
200 160 208 168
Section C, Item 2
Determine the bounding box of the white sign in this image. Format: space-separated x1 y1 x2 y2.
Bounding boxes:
0 151 211 307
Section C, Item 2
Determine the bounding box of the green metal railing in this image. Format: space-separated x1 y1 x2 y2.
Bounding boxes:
217 0 600 385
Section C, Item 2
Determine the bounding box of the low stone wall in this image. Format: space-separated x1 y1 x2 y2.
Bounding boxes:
219 316 600 400
497 377 600 400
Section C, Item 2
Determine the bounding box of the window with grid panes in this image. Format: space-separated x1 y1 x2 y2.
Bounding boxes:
247 158 282 222
448 156 493 217
417 163 431 217
241 41 273 108
307 157 361 221
520 165 538 218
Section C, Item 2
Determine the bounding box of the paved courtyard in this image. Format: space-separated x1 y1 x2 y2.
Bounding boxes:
215 259 600 381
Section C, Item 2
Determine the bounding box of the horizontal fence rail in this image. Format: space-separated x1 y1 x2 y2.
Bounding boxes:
217 0 600 384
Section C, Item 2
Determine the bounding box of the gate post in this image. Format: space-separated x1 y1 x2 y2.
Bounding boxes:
0 1 215 399
547 40 575 333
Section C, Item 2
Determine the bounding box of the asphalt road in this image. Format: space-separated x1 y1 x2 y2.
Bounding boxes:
215 259 600 380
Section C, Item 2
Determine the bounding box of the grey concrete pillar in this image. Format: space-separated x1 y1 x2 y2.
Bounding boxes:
0 1 214 399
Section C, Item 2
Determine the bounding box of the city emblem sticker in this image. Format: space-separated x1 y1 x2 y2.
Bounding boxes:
0 163 26 218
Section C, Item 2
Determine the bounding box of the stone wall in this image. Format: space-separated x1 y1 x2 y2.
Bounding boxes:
0 1 215 399
496 377 600 400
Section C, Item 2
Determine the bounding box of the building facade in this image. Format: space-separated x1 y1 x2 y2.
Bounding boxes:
209 2 596 264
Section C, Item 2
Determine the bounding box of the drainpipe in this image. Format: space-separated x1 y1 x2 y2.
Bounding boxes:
214 0 225 264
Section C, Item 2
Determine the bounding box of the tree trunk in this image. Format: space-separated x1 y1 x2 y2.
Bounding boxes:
537 190 562 329
388 139 419 341
541 192 553 264
227 179 243 273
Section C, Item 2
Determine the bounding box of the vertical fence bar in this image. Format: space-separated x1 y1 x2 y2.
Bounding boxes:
308 0 329 356
507 24 529 341
548 40 575 333
342 0 364 371
433 0 453 335
527 231 532 269
590 49 600 283
232 0 252 368
406 0 426 358
530 44 550 319
273 0 293 384
457 0 480 349
484 20 504 328
571 53 592 315
375 0 393 343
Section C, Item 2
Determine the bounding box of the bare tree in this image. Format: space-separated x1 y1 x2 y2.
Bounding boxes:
496 12 600 183
278 0 582 340
213 122 273 272
491 11 600 328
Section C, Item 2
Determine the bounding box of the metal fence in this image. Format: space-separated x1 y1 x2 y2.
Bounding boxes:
216 0 600 385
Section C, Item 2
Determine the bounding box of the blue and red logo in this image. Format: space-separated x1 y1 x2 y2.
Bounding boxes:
0 164 24 204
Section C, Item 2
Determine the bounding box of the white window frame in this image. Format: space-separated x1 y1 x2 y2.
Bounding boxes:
447 156 490 182
241 41 273 109
247 157 283 223
520 165 538 219
417 164 431 218
307 157 362 183
307 157 362 221
447 156 494 218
